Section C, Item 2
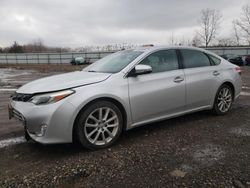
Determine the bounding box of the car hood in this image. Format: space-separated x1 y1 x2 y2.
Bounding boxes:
17 71 112 94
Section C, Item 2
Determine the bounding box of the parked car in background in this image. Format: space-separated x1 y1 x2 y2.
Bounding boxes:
245 55 250 65
70 56 91 65
221 54 250 66
220 54 235 60
228 56 245 66
9 46 242 150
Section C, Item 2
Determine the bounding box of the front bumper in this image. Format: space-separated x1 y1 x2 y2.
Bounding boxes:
8 104 26 124
9 99 76 144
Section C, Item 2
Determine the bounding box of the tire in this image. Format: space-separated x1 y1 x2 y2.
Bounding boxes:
24 127 31 141
213 84 233 115
75 101 123 150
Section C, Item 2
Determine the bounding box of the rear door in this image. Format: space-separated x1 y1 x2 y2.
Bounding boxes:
179 49 222 110
128 49 186 124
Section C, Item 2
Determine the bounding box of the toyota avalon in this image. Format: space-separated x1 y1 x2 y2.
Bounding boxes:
8 46 242 149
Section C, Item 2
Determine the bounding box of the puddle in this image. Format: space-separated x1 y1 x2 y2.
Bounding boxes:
170 169 187 178
0 136 26 149
192 144 225 166
178 164 195 173
170 163 197 178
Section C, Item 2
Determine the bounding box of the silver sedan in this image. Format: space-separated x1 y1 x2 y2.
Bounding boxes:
9 46 242 149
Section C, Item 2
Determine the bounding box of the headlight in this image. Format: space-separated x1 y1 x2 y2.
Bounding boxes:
29 90 75 105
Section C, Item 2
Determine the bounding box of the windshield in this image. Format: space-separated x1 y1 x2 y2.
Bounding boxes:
85 50 143 73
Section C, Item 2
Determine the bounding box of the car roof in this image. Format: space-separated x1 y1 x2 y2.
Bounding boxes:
134 45 206 52
132 45 222 59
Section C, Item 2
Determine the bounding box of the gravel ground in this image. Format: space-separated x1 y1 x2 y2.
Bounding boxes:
0 65 250 187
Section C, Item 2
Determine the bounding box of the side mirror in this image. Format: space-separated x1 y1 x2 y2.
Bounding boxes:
128 64 152 77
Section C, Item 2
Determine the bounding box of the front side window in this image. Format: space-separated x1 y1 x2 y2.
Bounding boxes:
85 50 143 73
139 50 179 73
180 49 211 68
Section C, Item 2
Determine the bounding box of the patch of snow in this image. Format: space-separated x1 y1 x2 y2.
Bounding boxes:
0 136 26 149
230 125 250 137
192 144 225 165
240 92 250 96
0 68 31 83
242 86 250 90
0 88 17 92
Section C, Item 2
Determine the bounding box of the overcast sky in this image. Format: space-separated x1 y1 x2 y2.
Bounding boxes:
0 0 249 48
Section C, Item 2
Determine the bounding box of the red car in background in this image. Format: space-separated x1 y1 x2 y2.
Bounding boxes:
246 55 250 65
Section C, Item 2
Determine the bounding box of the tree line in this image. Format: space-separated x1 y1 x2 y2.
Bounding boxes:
0 41 139 53
0 39 71 53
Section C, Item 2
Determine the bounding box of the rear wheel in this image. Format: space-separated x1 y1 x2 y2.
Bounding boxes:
75 101 123 150
213 84 233 115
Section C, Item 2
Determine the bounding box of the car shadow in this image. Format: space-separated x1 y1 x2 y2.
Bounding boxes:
20 98 248 160
22 110 216 157
119 110 214 141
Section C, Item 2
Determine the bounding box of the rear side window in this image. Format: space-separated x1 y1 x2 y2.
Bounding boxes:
208 54 221 65
180 49 211 68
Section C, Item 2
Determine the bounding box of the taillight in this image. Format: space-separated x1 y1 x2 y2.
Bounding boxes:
235 67 242 75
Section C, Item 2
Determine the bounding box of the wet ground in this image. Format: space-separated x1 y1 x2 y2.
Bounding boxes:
0 65 250 187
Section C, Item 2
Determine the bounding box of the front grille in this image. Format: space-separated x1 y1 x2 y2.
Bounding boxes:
11 92 33 102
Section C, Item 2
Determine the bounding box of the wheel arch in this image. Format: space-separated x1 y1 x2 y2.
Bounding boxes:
220 81 235 99
72 97 128 143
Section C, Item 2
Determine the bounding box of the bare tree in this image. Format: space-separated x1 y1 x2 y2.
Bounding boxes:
235 4 250 44
33 38 44 52
178 36 192 46
232 20 241 46
217 37 236 46
168 32 176 45
197 9 222 47
21 38 71 53
22 38 46 53
192 33 202 47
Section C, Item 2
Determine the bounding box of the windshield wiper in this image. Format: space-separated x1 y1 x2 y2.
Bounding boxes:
88 70 97 72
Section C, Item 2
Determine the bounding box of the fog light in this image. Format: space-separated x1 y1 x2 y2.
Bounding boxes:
36 124 47 137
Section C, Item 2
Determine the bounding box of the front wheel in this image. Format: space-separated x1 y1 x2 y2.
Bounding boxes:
75 101 123 150
213 84 233 115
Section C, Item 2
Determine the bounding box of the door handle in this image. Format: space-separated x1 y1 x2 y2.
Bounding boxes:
213 71 220 76
174 76 184 83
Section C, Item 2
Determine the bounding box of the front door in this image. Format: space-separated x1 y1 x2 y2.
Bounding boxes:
128 49 186 124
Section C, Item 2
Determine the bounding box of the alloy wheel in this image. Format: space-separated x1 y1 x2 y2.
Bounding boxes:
84 107 119 146
217 87 232 113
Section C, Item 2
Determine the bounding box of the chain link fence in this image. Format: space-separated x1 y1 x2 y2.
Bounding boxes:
0 51 114 64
